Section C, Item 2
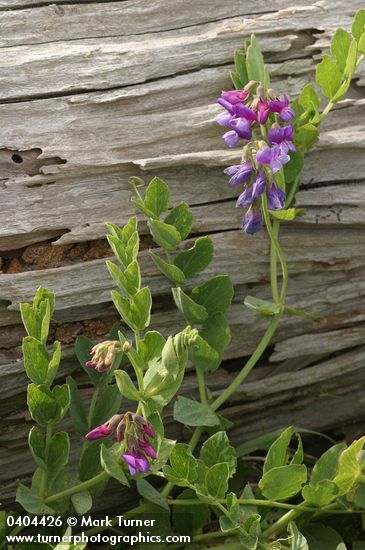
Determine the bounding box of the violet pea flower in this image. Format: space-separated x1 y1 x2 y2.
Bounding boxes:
256 145 290 174
266 184 286 210
85 423 113 441
224 161 253 186
241 210 263 235
268 125 296 154
269 94 295 122
221 89 250 104
123 452 150 475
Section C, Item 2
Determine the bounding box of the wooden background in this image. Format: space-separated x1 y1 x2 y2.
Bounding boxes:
1 0 365 510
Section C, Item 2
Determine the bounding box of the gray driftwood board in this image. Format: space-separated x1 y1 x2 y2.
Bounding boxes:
0 0 365 508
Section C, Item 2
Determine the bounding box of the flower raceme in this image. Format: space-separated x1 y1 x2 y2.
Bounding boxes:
216 82 296 234
85 412 157 475
86 340 131 372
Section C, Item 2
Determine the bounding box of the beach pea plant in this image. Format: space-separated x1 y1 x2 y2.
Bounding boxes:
2 10 365 550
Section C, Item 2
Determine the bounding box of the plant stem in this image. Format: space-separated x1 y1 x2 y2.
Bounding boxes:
196 370 207 404
168 498 328 513
211 313 281 412
262 193 288 303
270 221 280 302
45 471 109 504
285 175 300 208
262 508 301 539
40 422 52 498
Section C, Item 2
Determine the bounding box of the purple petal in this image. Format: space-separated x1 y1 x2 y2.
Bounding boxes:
223 130 239 148
226 161 253 186
230 117 252 140
234 103 257 121
256 147 273 165
217 97 235 115
236 186 253 209
140 440 157 459
252 174 267 199
216 112 232 128
280 107 295 122
85 424 113 441
221 89 249 104
223 164 241 176
241 211 263 234
266 185 286 210
86 360 96 369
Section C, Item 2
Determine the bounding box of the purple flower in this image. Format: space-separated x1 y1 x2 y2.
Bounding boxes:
216 111 233 128
234 103 257 121
236 173 267 209
123 452 150 475
224 162 253 186
236 186 253 209
85 423 114 441
86 340 127 373
252 173 267 198
269 94 295 122
268 124 296 154
221 89 250 104
217 97 235 115
256 145 290 174
241 210 263 234
257 97 270 124
139 440 158 459
266 185 286 210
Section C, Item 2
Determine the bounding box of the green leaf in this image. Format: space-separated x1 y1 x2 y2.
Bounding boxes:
359 32 365 54
301 524 343 550
294 123 319 151
189 334 221 373
149 251 186 284
107 232 139 269
47 432 70 486
331 28 352 72
106 260 141 298
20 303 42 342
173 396 220 427
78 440 106 496
112 287 152 331
332 437 365 494
75 335 100 385
172 287 208 324
205 463 230 499
264 426 295 473
22 337 49 385
288 522 309 550
315 55 343 99
136 478 169 511
163 443 198 486
269 208 305 221
174 236 213 279
172 488 210 536
67 377 88 436
164 202 193 240
344 38 357 76
284 150 304 185
191 275 234 315
298 83 321 110
148 219 182 251
16 484 54 514
27 384 60 426
114 369 140 400
138 331 166 364
200 431 236 476
33 287 55 317
71 491 93 515
246 34 266 84
131 196 157 219
52 384 70 423
130 287 152 331
200 312 231 356
234 50 248 85
100 444 129 486
311 443 346 485
29 426 46 469
352 9 365 41
259 464 307 500
230 71 244 89
144 177 170 217
302 479 339 506
46 341 61 386
92 384 122 426
244 296 282 317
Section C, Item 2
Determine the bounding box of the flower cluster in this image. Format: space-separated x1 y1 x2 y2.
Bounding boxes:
86 340 131 373
86 412 157 475
216 82 296 234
